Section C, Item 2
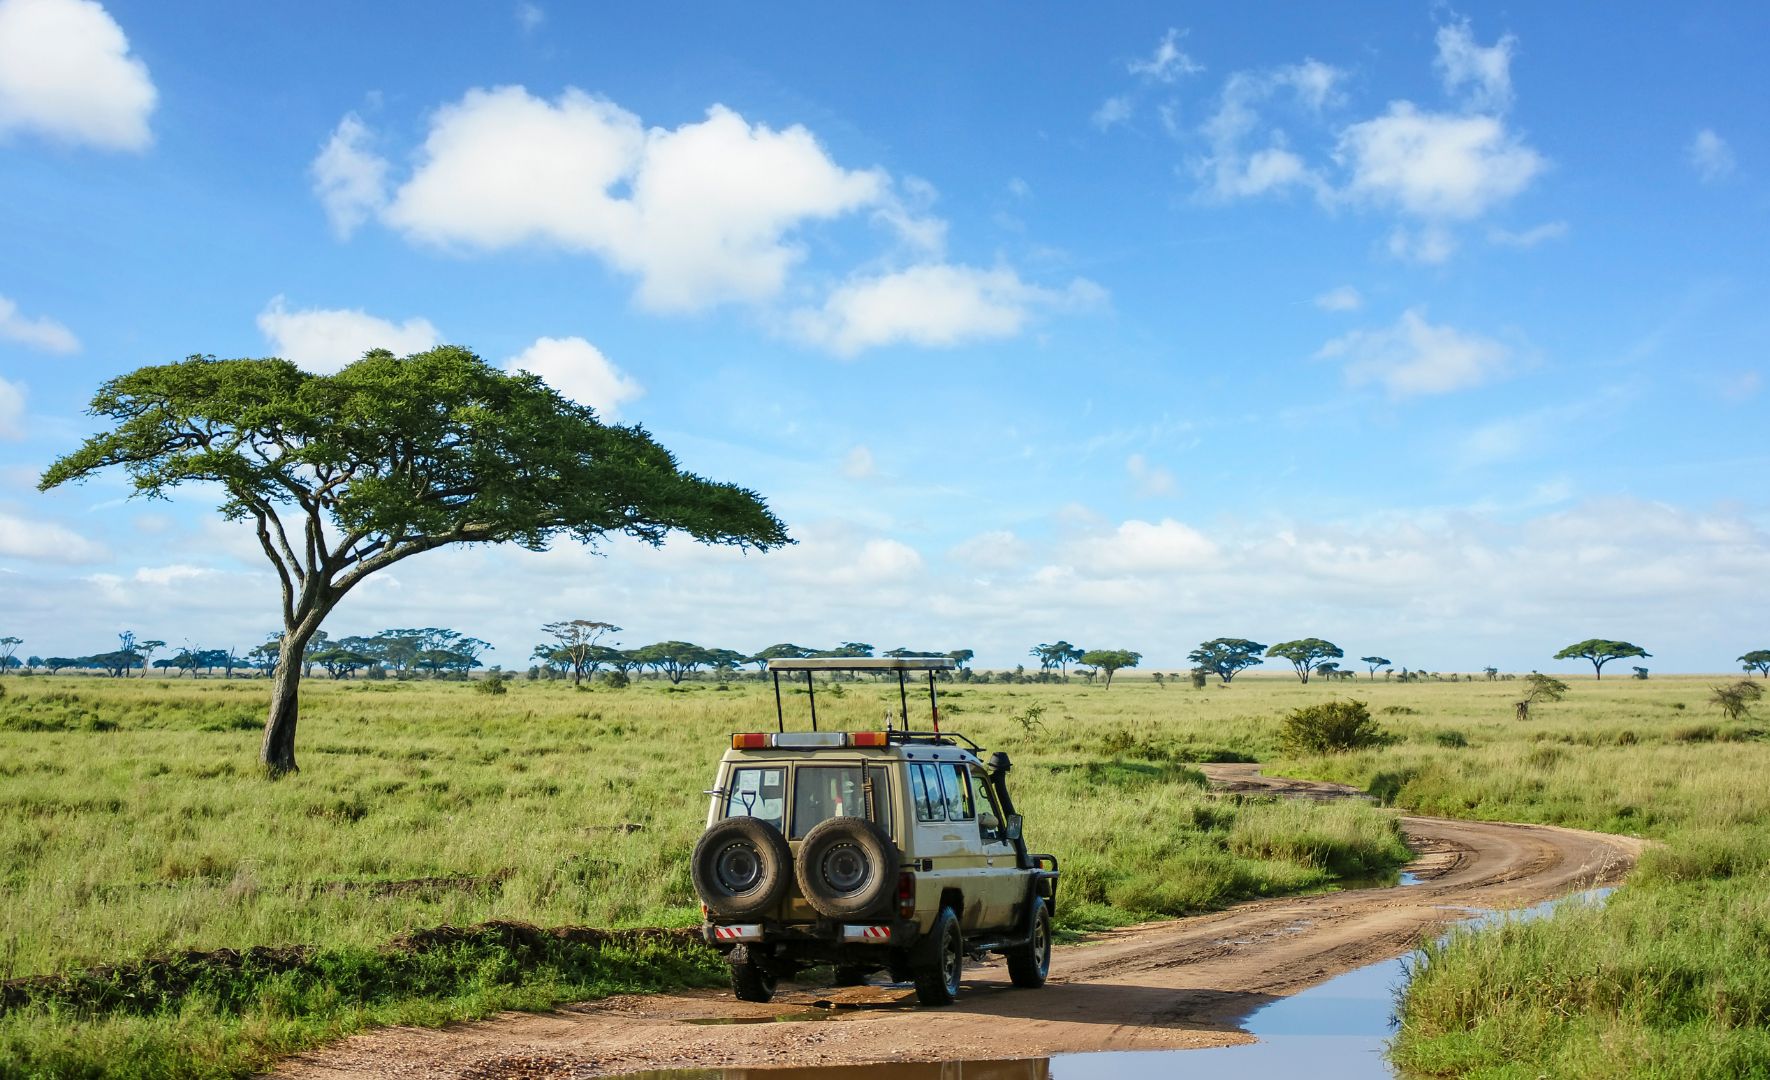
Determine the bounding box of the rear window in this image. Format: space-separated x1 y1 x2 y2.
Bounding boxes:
790 765 892 839
723 766 785 832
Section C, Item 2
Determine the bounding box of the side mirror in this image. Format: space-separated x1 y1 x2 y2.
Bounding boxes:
1005 813 1023 842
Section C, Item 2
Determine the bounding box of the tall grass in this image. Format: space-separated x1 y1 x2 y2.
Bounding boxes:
0 673 1408 1076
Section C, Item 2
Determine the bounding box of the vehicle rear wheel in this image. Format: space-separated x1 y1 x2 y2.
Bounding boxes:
1005 897 1051 988
913 907 964 1006
693 817 792 920
729 946 777 1003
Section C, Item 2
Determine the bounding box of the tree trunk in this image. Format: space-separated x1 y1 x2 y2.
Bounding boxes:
261 624 319 776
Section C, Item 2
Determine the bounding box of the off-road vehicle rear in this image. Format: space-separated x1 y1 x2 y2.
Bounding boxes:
692 657 1059 1005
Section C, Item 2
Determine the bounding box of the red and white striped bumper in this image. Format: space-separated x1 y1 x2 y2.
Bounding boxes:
710 924 763 942
840 924 892 943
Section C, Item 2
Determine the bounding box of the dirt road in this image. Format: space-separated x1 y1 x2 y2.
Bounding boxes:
277 766 1641 1078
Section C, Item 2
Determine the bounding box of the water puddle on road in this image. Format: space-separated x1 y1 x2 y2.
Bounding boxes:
629 888 1614 1080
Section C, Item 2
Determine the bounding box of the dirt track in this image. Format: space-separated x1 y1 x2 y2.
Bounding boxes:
276 765 1642 1078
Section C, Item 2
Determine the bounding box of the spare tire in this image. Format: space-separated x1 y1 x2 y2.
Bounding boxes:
795 816 900 920
693 817 792 919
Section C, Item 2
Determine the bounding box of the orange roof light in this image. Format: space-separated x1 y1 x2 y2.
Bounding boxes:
732 733 771 749
850 731 889 747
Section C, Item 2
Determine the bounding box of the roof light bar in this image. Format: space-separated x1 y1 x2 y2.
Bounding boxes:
730 732 892 750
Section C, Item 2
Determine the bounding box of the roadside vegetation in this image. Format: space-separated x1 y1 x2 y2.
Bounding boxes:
0 674 1407 1077
1271 676 1770 1079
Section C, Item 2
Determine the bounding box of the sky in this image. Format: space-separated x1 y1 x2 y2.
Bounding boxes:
1 0 1766 675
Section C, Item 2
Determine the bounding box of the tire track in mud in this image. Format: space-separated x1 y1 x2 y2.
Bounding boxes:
276 765 1643 1078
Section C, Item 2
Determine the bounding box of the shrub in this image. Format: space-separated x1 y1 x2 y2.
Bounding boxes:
1432 729 1469 748
1189 668 1208 689
1279 699 1386 754
1710 679 1763 722
475 671 509 696
599 670 630 689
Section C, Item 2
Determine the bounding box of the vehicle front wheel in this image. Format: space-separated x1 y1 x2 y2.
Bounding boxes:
729 946 777 1003
913 907 964 1006
1005 897 1051 988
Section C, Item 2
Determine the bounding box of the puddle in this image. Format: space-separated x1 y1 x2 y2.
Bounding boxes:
1335 869 1424 892
683 1010 860 1025
631 888 1613 1080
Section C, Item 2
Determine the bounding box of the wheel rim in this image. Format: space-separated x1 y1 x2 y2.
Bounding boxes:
819 842 870 894
714 841 762 894
942 925 962 992
1034 915 1050 974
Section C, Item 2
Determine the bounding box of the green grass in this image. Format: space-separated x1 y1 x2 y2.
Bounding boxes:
0 673 1410 1077
1263 674 1770 1078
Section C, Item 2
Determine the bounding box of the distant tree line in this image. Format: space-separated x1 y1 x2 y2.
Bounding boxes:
6 627 492 681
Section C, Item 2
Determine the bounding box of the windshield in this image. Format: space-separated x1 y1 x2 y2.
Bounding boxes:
790 765 892 839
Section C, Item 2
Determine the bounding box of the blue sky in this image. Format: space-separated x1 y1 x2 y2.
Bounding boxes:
1 1 1765 674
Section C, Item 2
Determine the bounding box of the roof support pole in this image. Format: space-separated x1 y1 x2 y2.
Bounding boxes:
897 670 909 728
806 669 818 731
928 672 940 733
772 670 784 733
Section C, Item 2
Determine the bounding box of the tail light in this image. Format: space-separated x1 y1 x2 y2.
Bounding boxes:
897 870 916 918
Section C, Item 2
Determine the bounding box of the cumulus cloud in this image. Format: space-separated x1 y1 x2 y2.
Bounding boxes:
948 530 1030 572
1434 18 1516 113
1192 62 1342 201
841 445 876 480
257 296 442 373
327 89 886 312
0 294 78 352
1688 129 1734 182
1090 95 1133 131
311 114 388 238
0 0 155 150
1336 103 1544 220
1314 285 1363 312
1317 308 1512 398
1065 518 1218 575
0 377 25 439
1386 223 1458 264
515 2 543 32
503 336 643 418
0 511 107 562
1128 28 1203 83
789 263 1105 357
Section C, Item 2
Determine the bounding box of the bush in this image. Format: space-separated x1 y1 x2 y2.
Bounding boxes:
599 670 630 689
1279 699 1387 754
1432 729 1469 748
475 671 508 696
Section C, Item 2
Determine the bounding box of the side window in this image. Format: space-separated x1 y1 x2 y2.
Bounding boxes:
910 762 946 822
973 769 1007 842
724 767 785 832
938 762 974 821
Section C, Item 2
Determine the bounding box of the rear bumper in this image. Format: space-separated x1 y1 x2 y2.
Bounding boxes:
703 917 922 952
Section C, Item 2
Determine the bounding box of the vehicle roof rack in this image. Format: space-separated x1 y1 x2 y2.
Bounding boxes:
766 657 956 672
887 730 982 752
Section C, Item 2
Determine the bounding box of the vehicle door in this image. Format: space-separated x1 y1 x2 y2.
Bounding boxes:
907 756 989 932
970 765 1025 930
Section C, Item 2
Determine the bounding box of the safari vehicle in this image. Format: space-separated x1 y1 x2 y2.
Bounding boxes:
691 656 1060 1006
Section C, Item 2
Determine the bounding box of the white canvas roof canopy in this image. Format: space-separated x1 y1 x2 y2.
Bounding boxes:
764 656 955 733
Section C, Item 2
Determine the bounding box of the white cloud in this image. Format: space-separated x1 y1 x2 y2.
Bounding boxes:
789 263 1105 357
1066 518 1218 574
256 296 442 374
1128 28 1202 83
504 336 643 419
311 114 388 238
1091 95 1133 131
1434 19 1516 113
0 377 23 439
1336 102 1544 220
338 88 886 312
0 0 155 150
1386 223 1458 264
1488 220 1568 248
0 511 107 562
1125 453 1176 497
841 445 876 480
1192 63 1342 201
1318 308 1512 398
948 530 1030 571
1314 285 1363 312
515 2 544 32
1688 129 1734 183
0 294 78 352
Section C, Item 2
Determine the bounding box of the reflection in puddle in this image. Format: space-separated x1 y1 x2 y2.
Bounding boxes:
635 889 1613 1079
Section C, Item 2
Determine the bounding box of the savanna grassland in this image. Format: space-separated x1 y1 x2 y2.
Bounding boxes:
2 671 1766 1079
0 672 1407 1079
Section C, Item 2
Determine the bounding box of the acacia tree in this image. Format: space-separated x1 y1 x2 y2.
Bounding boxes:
41 348 788 774
1553 639 1650 680
1030 641 1083 680
1268 638 1343 684
1188 639 1266 684
1079 649 1140 689
1360 655 1391 680
540 619 621 686
0 636 20 676
1741 650 1770 678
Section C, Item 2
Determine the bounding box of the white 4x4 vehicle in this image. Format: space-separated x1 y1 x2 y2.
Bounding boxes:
692 657 1060 1006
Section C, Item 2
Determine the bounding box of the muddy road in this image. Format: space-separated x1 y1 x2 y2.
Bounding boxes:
277 766 1641 1079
